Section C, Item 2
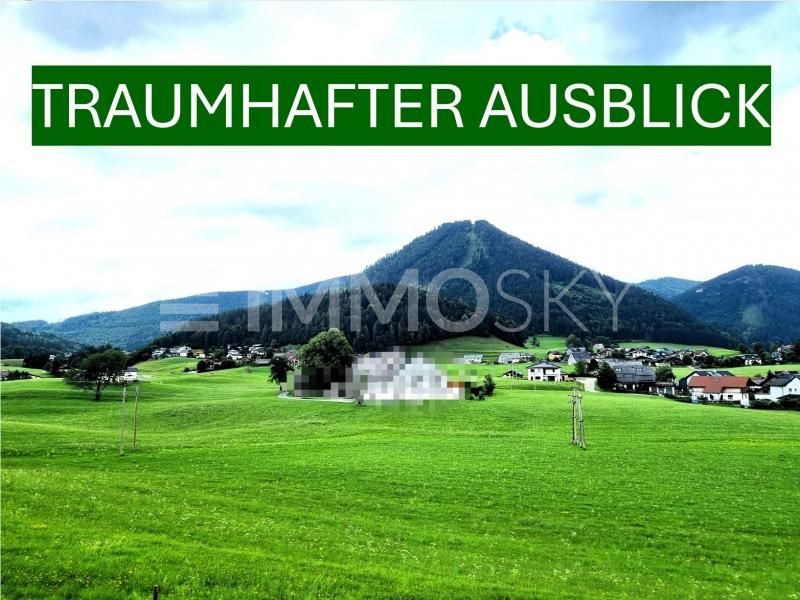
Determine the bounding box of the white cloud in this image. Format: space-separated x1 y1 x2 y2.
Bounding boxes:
0 2 798 323
443 28 575 65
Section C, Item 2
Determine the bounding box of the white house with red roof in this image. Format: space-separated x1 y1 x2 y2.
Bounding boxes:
688 375 751 407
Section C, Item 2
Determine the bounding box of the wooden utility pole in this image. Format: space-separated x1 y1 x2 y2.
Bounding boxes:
132 383 140 449
570 385 586 449
119 383 127 455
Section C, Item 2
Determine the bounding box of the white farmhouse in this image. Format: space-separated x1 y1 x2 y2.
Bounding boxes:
754 374 800 402
527 361 563 382
498 352 524 364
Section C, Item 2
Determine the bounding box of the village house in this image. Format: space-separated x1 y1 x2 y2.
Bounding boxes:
742 354 762 366
122 367 139 382
227 349 244 362
594 347 614 359
688 375 751 407
611 362 656 392
627 348 650 361
527 361 564 382
248 346 268 359
566 348 591 365
497 352 525 364
501 369 523 379
0 370 9 381
463 354 483 364
678 369 734 392
649 381 677 396
754 374 800 402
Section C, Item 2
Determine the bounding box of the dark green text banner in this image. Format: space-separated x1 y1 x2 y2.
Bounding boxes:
32 65 771 146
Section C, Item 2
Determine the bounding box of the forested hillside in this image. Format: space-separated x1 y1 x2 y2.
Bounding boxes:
139 283 526 358
365 220 733 346
0 322 82 358
674 265 800 343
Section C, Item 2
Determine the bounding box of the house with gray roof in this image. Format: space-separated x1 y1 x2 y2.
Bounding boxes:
611 361 656 391
567 349 591 365
755 374 800 402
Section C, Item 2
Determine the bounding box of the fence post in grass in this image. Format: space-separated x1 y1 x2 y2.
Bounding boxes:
132 383 140 449
152 584 160 599
570 386 576 445
569 385 586 450
579 387 585 448
120 383 127 455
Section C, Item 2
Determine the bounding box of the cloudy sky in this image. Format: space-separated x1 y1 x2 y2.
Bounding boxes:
1 1 798 323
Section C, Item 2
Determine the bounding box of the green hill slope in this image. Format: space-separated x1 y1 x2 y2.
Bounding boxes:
12 280 340 351
0 322 82 358
674 265 800 343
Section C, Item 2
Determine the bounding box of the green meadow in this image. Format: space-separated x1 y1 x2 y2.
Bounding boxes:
135 356 202 376
673 363 800 380
614 341 740 357
2 365 799 599
0 359 54 378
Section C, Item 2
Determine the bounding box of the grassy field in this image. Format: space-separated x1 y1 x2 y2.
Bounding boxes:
417 336 737 363
416 335 566 363
0 360 54 378
135 356 200 376
615 341 739 357
673 362 800 380
2 364 799 599
414 335 535 362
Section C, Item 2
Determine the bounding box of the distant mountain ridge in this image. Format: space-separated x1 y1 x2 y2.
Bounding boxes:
673 265 800 343
12 220 769 351
638 277 700 299
12 280 340 351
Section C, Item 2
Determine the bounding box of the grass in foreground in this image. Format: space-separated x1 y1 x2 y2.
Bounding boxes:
2 368 799 599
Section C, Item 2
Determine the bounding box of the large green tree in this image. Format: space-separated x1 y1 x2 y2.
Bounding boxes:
298 329 354 369
596 362 618 391
65 348 128 401
269 355 292 391
655 365 675 382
